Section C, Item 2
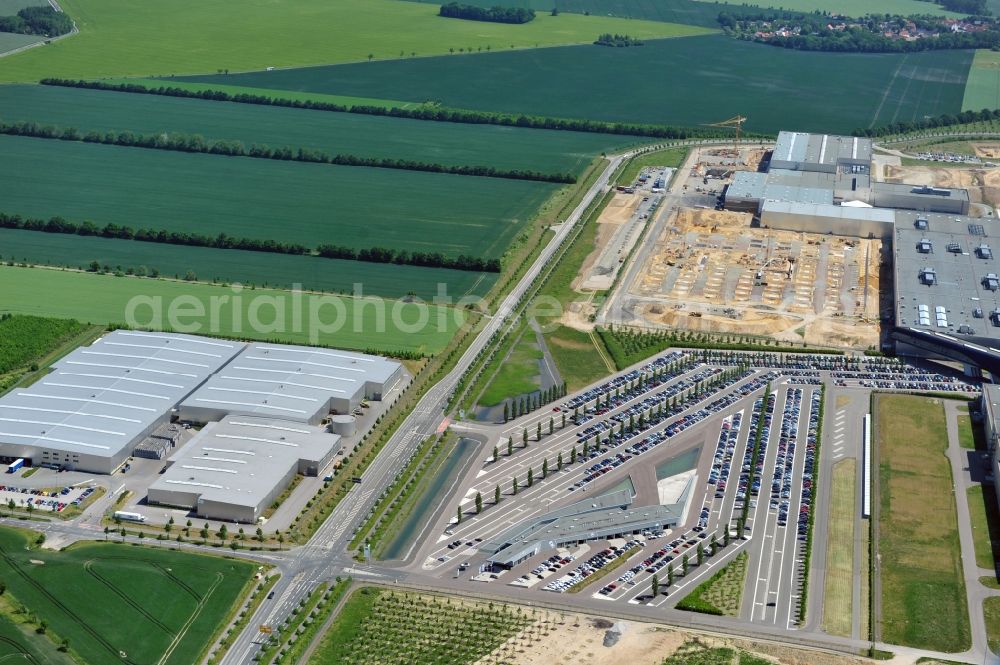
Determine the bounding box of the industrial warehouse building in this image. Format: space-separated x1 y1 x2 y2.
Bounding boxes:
721 130 1000 373
177 343 402 425
0 331 243 474
0 331 403 521
147 416 341 523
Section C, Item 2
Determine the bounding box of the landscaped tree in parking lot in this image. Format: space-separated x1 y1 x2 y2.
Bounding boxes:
549 418 554 435
493 445 499 462
527 467 534 487
561 414 566 428
651 574 659 597
570 447 577 464
537 423 542 440
495 485 501 505
710 534 718 556
557 452 563 471
457 505 463 524
697 543 704 566
522 429 528 447
512 477 518 495
682 554 689 576
507 438 513 456
723 530 730 548
475 492 483 514
667 563 674 587
542 458 548 478
504 402 510 422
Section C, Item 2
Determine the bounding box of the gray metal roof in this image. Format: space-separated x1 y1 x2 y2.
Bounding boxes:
180 343 401 421
0 331 244 458
727 171 767 200
772 131 872 169
483 478 694 566
873 181 970 202
894 210 1000 345
761 200 896 223
148 415 340 509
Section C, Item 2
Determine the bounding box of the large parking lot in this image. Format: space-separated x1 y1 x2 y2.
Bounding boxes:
409 347 980 628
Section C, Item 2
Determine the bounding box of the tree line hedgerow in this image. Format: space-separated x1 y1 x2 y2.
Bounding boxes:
40 78 725 140
0 118 574 184
0 212 501 273
594 33 644 47
0 6 72 37
438 2 535 24
852 106 1000 137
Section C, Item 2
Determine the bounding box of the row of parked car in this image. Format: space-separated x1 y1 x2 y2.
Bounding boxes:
793 391 822 542
563 351 688 412
543 541 641 593
519 553 575 584
708 411 744 496
571 371 778 493
772 388 804 520
738 392 776 504
0 484 92 512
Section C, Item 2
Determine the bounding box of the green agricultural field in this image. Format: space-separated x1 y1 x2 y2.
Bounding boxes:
876 394 970 653
191 35 972 134
0 0 712 82
0 527 255 665
0 31 45 55
962 49 1000 112
311 588 532 663
407 0 734 27
0 266 465 355
0 228 497 300
0 0 48 13
0 85 642 174
0 134 555 260
0 609 75 665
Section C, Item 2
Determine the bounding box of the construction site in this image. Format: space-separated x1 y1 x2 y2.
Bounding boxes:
630 207 881 348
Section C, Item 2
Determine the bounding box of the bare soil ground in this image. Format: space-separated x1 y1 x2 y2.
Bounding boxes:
628 208 880 349
885 162 1000 209
974 143 1000 159
572 192 642 291
477 612 872 665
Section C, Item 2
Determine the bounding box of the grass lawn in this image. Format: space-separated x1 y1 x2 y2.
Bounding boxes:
0 265 463 356
195 36 973 135
676 551 749 616
957 411 978 449
0 0 713 82
967 484 1000 571
311 588 532 663
876 394 970 653
963 50 1000 112
0 599 75 665
616 146 689 187
823 459 856 637
0 527 255 665
544 327 611 391
477 327 543 406
986 597 1000 656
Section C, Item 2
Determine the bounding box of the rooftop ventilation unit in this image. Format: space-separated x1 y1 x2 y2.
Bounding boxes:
977 244 993 259
969 223 986 236
917 239 932 253
947 242 963 253
916 218 929 230
919 268 937 285
984 274 1000 291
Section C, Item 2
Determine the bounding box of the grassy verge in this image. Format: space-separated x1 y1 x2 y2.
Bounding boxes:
207 572 279 665
567 546 641 594
981 576 1000 589
615 146 689 187
545 327 614 391
257 582 328 664
823 459 856 637
271 578 352 665
876 394 971 653
797 383 824 624
676 551 749 616
477 325 542 407
349 434 450 556
967 484 1000 571
986 597 1000 656
956 410 980 450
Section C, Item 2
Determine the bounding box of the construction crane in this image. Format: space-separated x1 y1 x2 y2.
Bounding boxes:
704 115 747 155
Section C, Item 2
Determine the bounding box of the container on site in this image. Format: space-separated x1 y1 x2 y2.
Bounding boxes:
6 459 24 473
113 511 146 522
